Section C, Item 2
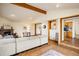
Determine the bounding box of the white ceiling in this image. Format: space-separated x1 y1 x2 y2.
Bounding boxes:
29 3 79 11
0 3 45 22
0 3 79 22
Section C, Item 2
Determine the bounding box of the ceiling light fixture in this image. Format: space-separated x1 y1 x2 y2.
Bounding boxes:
11 14 15 17
29 17 33 19
56 4 60 8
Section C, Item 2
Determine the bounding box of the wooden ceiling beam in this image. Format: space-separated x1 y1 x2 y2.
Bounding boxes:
12 3 47 14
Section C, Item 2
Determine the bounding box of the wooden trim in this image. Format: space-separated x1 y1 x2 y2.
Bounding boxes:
59 14 79 43
60 18 62 43
48 20 57 44
51 19 56 22
12 3 47 14
61 14 79 19
35 24 36 35
48 21 51 45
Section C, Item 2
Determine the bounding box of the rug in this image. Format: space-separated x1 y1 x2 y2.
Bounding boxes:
41 49 65 56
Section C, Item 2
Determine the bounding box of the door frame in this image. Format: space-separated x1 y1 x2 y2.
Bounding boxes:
60 15 79 44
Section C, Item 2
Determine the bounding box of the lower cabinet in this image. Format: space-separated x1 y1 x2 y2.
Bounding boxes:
31 38 41 48
16 37 41 53
16 37 48 53
0 38 16 56
0 42 15 56
0 36 48 56
16 37 32 53
41 37 48 45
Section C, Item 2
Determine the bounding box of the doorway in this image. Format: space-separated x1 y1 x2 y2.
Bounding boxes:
48 20 58 45
61 15 79 48
64 19 73 42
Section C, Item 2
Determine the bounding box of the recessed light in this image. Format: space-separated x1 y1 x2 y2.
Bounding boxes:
56 4 60 8
29 17 33 19
11 14 15 17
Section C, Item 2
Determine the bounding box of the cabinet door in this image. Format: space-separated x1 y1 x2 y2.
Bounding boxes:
0 43 15 56
17 40 32 53
16 38 32 53
41 37 48 45
31 38 41 48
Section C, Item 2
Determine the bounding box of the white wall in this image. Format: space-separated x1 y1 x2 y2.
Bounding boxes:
11 20 48 37
41 21 48 36
0 16 12 27
75 19 79 35
0 16 48 37
0 16 36 37
10 21 36 37
62 19 64 41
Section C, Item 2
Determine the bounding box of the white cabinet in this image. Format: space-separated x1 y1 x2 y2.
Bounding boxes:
41 37 48 45
31 38 41 48
0 43 15 56
16 37 32 53
0 38 15 56
15 36 48 53
16 37 41 53
0 36 48 55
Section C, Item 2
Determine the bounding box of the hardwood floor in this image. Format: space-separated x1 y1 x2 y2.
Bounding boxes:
63 38 79 47
16 40 79 56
